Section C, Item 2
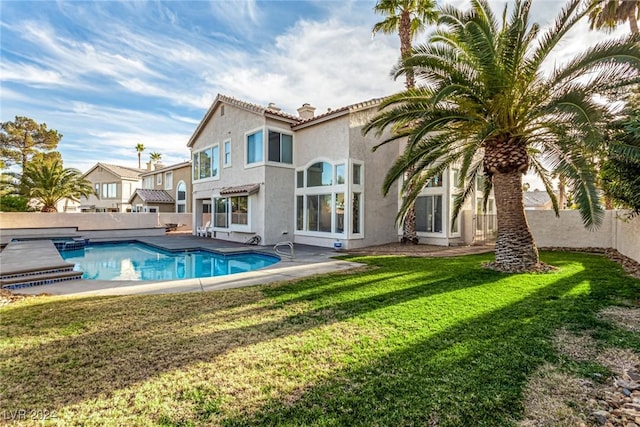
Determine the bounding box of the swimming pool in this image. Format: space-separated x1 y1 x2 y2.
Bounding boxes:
59 242 279 281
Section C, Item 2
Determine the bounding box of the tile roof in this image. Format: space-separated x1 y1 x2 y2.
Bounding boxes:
130 189 175 204
292 97 385 129
187 94 387 146
87 163 146 180
140 161 192 177
219 183 260 196
216 94 300 121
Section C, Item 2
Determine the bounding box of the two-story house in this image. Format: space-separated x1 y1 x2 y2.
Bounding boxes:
129 161 192 213
188 94 491 248
80 163 145 212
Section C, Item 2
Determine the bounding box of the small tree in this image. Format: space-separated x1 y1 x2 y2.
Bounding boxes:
0 116 61 170
19 159 94 212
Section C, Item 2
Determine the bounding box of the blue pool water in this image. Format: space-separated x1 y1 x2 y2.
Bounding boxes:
59 242 279 281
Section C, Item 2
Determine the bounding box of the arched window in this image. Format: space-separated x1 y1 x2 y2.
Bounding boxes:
176 181 187 213
307 162 333 187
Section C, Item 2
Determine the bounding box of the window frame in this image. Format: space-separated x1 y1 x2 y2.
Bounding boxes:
192 143 220 182
245 128 264 166
102 182 117 199
157 173 162 186
223 139 232 167
266 128 293 165
212 195 252 232
415 195 444 234
164 171 173 190
176 181 187 213
295 158 352 238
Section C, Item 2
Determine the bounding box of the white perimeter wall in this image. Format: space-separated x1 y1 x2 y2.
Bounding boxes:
0 213 192 244
527 210 639 263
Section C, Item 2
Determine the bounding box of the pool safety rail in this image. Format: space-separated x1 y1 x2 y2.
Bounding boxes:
273 241 294 259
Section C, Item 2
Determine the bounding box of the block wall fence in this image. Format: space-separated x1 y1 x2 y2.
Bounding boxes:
0 211 637 264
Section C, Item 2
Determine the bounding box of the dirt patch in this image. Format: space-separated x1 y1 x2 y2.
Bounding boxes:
0 289 50 306
519 363 593 427
599 307 640 333
554 328 600 362
549 322 640 426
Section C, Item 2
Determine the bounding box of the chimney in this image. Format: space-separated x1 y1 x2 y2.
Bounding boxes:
297 103 316 120
146 161 155 171
267 102 281 112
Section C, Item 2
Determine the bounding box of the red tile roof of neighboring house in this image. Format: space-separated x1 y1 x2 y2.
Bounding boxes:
139 161 192 177
219 183 261 196
129 189 175 204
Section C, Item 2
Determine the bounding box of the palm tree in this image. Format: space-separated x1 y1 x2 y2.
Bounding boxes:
20 159 94 212
365 0 640 272
372 0 438 243
135 143 145 169
149 152 162 163
588 0 639 34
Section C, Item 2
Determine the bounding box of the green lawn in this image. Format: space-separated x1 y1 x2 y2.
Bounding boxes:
1 252 639 426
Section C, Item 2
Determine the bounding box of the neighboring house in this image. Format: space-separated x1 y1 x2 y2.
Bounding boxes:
188 93 498 249
524 189 555 210
55 198 81 212
80 163 145 212
130 161 192 213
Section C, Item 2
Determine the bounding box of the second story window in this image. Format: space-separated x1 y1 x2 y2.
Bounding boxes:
102 183 117 199
142 176 154 189
247 130 263 164
165 171 173 190
224 140 231 166
157 173 162 185
192 146 219 180
268 130 292 164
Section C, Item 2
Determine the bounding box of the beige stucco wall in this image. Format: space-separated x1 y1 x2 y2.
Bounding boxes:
0 212 192 244
527 210 615 248
615 212 640 263
527 210 639 263
347 108 399 249
0 212 191 231
264 166 295 245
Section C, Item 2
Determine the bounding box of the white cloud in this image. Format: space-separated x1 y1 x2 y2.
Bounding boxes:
209 17 403 114
208 0 260 33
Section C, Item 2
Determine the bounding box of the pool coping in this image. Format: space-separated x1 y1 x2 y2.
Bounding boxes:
2 235 362 297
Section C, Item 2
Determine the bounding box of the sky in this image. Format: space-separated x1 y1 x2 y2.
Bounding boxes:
0 0 628 182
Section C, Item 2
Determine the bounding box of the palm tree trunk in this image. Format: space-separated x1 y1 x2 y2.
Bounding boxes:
492 170 540 271
629 12 639 34
399 10 417 243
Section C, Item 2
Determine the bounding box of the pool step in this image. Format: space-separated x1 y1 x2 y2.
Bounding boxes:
1 268 83 290
0 240 83 290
